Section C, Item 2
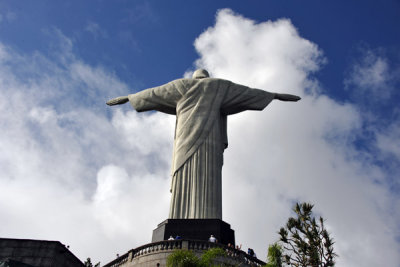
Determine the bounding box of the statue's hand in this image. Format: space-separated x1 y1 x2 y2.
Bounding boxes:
106 96 129 106
274 93 301 102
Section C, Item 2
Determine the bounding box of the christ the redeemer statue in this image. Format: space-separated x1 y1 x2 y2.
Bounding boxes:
107 69 300 220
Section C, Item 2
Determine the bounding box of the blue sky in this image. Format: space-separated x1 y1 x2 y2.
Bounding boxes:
0 1 399 266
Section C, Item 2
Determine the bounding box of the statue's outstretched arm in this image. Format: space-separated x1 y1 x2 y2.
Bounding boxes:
274 93 301 102
106 96 129 106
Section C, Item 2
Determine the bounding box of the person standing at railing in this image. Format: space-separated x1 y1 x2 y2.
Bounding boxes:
208 235 217 243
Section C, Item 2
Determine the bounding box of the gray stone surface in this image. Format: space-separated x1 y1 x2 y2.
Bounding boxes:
102 240 265 267
0 238 84 267
107 69 300 219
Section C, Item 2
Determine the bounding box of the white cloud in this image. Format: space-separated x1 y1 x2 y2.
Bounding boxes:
194 9 324 94
0 9 399 267
0 31 173 262
193 9 399 266
344 48 395 101
93 165 170 238
376 121 400 160
85 21 108 40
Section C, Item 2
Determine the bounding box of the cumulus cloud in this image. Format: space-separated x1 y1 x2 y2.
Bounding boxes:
0 29 174 261
376 122 400 159
343 45 400 186
0 9 399 267
193 9 399 266
344 47 398 102
194 9 324 94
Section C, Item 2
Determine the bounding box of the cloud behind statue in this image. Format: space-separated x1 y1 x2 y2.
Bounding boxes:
107 68 300 222
0 6 398 267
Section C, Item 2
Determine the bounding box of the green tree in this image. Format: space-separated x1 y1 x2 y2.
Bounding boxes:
200 247 227 266
166 250 201 267
84 257 100 267
166 247 228 267
278 202 337 267
264 243 283 267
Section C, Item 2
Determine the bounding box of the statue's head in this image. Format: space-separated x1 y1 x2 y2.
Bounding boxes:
192 69 210 79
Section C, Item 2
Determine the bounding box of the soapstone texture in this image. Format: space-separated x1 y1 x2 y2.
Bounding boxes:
107 69 300 219
128 75 275 219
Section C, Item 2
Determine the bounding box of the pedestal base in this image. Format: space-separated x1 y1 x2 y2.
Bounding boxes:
152 219 235 245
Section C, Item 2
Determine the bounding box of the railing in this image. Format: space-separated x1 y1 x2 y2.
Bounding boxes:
103 239 266 267
103 251 128 267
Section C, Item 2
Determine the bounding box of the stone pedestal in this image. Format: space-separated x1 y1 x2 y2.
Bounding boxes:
103 240 267 267
152 219 235 245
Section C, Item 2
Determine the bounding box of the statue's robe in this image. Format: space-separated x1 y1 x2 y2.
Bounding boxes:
128 78 275 219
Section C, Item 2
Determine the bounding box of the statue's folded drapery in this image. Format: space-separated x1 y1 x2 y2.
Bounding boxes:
128 78 275 219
